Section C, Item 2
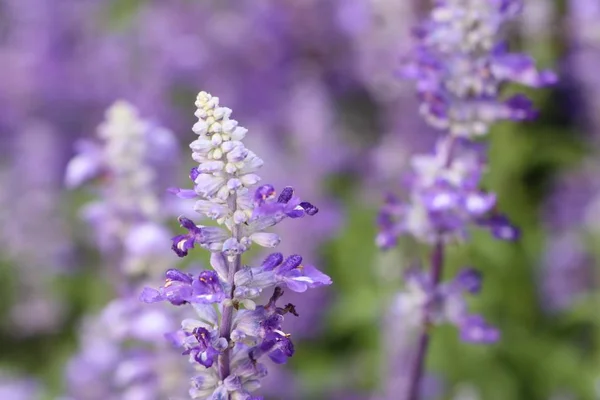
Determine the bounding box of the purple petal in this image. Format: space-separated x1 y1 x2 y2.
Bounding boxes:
455 268 482 294
166 269 193 284
277 187 294 204
262 253 284 271
459 315 500 344
278 255 303 273
302 265 333 287
167 187 198 199
139 287 163 303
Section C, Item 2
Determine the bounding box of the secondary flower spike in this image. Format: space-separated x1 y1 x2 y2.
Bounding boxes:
378 1 556 399
141 91 331 399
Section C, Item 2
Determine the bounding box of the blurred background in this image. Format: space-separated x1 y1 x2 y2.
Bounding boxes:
0 0 597 399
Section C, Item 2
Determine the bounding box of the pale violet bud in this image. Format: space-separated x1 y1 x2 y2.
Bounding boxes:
243 380 262 392
222 119 238 133
227 178 243 191
191 152 209 164
213 107 232 120
212 148 223 159
239 236 252 248
226 145 249 163
249 232 281 248
194 108 208 119
234 286 261 300
210 252 229 281
225 163 238 174
230 330 247 343
239 153 263 174
209 122 222 134
194 200 229 219
195 174 226 197
240 174 260 187
191 303 219 326
198 161 225 173
216 185 232 201
234 267 253 287
190 138 213 153
211 134 223 146
222 238 246 256
231 126 247 141
221 141 239 153
205 242 224 252
181 318 206 332
233 210 248 224
192 120 208 135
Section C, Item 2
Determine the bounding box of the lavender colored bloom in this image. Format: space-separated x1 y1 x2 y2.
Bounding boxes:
63 102 189 399
394 268 498 344
65 101 179 278
401 0 556 137
250 331 295 365
142 91 331 399
252 185 318 220
459 315 500 344
65 297 189 400
140 269 225 306
376 137 519 246
0 373 42 400
182 327 226 368
378 1 556 397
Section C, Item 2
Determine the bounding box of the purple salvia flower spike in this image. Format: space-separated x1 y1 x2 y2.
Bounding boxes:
378 0 556 398
64 102 190 399
140 91 331 399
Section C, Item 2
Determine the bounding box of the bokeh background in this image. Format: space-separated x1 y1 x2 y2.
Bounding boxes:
0 0 598 399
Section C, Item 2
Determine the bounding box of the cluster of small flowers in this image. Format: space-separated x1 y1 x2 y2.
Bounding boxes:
63 103 187 399
65 101 177 276
378 0 556 344
141 92 331 399
393 267 499 344
402 0 556 138
64 297 187 400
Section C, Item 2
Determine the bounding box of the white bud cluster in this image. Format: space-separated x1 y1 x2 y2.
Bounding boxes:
99 101 161 222
190 92 264 229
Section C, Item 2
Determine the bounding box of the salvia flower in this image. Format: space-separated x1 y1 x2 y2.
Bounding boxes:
142 91 331 399
65 297 189 400
380 0 556 397
63 102 188 399
401 0 556 137
376 137 519 248
393 268 498 344
65 101 178 277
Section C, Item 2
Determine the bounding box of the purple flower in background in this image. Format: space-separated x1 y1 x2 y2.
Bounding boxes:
141 91 331 399
376 137 519 247
536 0 600 313
0 373 42 400
378 0 556 397
401 0 556 137
65 297 189 400
65 101 179 278
394 267 498 345
63 102 189 399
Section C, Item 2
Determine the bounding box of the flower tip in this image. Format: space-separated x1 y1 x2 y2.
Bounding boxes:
139 287 162 303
